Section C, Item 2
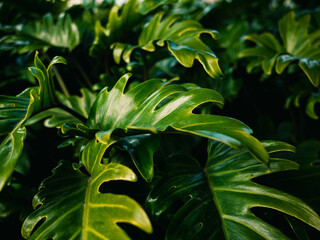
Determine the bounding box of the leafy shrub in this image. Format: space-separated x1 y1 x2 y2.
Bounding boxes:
0 0 320 239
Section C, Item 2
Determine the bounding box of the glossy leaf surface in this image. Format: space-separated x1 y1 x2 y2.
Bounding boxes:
114 133 160 182
147 141 320 239
86 73 268 166
0 127 26 191
240 11 320 87
0 52 66 191
0 93 31 191
22 140 152 239
90 0 175 56
0 13 80 53
27 88 96 128
113 12 223 79
28 51 66 112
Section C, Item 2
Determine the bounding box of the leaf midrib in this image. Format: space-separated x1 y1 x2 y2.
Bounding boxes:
83 176 92 240
203 167 229 239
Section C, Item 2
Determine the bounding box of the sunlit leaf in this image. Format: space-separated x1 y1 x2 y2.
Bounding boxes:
22 140 152 239
84 73 268 166
113 12 223 79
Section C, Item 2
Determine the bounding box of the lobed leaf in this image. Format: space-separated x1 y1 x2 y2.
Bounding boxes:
240 11 320 87
22 140 152 240
0 13 80 54
113 12 223 79
83 73 268 169
0 52 67 191
27 88 96 128
147 141 320 239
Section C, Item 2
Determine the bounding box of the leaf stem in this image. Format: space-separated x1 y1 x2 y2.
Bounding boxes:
73 57 93 89
43 52 70 97
34 103 87 123
52 66 70 98
56 103 87 123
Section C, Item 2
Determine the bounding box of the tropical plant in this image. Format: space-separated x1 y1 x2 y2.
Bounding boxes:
0 0 320 239
239 10 320 120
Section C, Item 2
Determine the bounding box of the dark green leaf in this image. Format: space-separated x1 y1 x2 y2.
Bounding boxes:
240 11 320 86
147 141 320 239
115 134 160 182
0 13 80 53
0 53 67 191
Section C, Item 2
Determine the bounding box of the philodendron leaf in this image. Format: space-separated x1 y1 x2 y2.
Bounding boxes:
26 88 96 128
113 12 223 79
28 51 67 113
114 134 161 182
22 140 152 240
240 11 320 87
85 73 268 170
90 0 176 57
0 94 31 191
0 13 80 54
0 53 67 191
0 127 26 191
147 141 320 239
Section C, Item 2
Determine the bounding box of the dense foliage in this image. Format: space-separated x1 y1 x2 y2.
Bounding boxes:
0 0 319 239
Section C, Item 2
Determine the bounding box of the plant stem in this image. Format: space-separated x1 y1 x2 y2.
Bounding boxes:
73 57 93 89
56 103 87 122
34 103 87 123
52 66 70 98
43 52 70 97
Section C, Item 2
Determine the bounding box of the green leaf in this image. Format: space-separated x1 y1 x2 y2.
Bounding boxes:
90 0 144 57
85 73 268 166
262 53 280 75
28 51 67 113
28 88 96 128
0 94 31 191
241 11 320 86
0 127 26 191
114 12 223 79
22 140 152 240
147 141 320 239
90 0 176 57
275 54 297 74
0 95 29 136
137 0 178 15
278 12 319 58
0 13 80 53
0 53 67 191
114 134 160 182
306 93 320 120
245 33 283 53
298 58 320 87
